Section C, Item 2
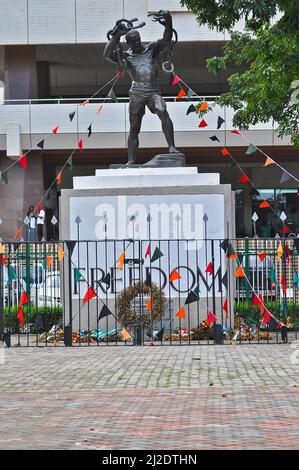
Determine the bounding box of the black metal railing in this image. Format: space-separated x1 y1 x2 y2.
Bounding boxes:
0 238 298 347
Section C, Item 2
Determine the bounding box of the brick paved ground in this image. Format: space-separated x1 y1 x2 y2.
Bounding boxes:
0 344 299 449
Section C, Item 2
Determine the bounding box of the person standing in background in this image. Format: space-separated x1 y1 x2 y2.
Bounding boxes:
27 205 36 241
37 205 45 241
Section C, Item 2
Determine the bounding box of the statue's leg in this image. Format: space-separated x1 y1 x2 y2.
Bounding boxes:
128 96 145 164
128 113 143 163
148 94 180 153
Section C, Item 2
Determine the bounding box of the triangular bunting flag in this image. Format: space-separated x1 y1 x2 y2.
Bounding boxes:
87 124 92 138
19 155 27 169
117 251 125 271
52 126 59 134
227 242 237 259
96 104 103 115
82 287 97 305
280 170 292 183
258 251 266 262
145 243 150 258
13 242 22 252
57 244 65 262
235 265 245 278
209 135 220 142
280 275 286 294
17 307 24 327
294 271 299 287
171 74 181 86
198 101 209 111
221 148 229 156
239 175 249 183
207 311 217 324
269 266 277 285
151 247 163 263
176 88 187 99
102 272 111 288
77 139 83 151
19 291 30 306
155 327 165 341
222 299 228 318
0 243 4 254
198 119 208 128
277 242 283 260
0 171 8 184
169 269 182 282
146 298 152 311
193 284 200 296
75 268 83 283
98 304 112 321
184 290 199 305
220 239 229 252
264 157 274 166
107 87 118 102
67 156 73 172
69 111 76 122
66 240 76 256
205 262 213 275
46 255 54 269
245 143 257 155
186 104 196 115
187 88 196 100
80 99 89 106
37 140 44 150
57 171 62 185
7 267 17 285
259 200 270 208
231 129 240 135
217 116 225 129
175 306 185 319
15 229 21 240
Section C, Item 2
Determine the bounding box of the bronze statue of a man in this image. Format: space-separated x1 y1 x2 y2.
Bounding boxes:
104 10 180 164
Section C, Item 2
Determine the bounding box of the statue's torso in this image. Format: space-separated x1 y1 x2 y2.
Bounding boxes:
125 44 159 90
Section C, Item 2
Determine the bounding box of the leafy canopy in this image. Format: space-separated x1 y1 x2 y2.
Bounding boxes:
181 0 299 145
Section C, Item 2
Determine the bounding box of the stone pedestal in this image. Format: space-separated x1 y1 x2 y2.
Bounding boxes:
60 167 235 332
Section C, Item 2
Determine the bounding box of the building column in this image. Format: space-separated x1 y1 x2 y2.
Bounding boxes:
4 45 38 100
37 61 51 99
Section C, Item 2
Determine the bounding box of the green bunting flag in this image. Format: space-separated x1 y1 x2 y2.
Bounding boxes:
280 299 287 317
245 143 257 155
226 242 237 259
7 267 17 286
0 171 8 184
75 268 83 283
186 104 196 115
269 266 277 285
107 87 118 103
67 156 73 172
151 247 164 263
187 88 196 100
294 271 299 287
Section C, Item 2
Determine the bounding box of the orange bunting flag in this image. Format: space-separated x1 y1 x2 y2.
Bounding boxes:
82 287 97 305
0 243 4 254
15 229 21 240
77 139 83 151
235 265 245 278
198 101 209 111
19 155 27 169
52 126 59 134
56 171 62 185
176 88 187 99
19 291 30 307
121 328 132 341
221 148 229 156
264 157 274 166
46 255 54 269
207 311 217 324
57 244 65 262
171 74 181 86
198 119 208 128
117 251 125 271
146 298 152 311
80 99 89 106
17 307 24 327
96 104 103 115
277 242 283 260
169 269 182 282
175 306 185 319
258 251 266 262
259 200 270 208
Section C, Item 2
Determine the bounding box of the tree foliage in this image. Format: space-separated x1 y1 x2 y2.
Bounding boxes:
181 0 299 145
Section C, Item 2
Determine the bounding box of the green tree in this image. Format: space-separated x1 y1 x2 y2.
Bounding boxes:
181 0 299 145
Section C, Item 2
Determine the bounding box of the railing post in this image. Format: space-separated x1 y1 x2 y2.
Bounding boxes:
0 258 4 340
64 246 73 347
244 237 250 302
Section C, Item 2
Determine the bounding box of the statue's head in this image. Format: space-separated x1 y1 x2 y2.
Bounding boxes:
126 30 142 51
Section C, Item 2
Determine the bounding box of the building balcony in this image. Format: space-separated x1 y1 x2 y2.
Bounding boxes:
0 98 291 156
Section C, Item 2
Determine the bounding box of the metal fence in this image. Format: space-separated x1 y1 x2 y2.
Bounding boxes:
0 238 298 347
